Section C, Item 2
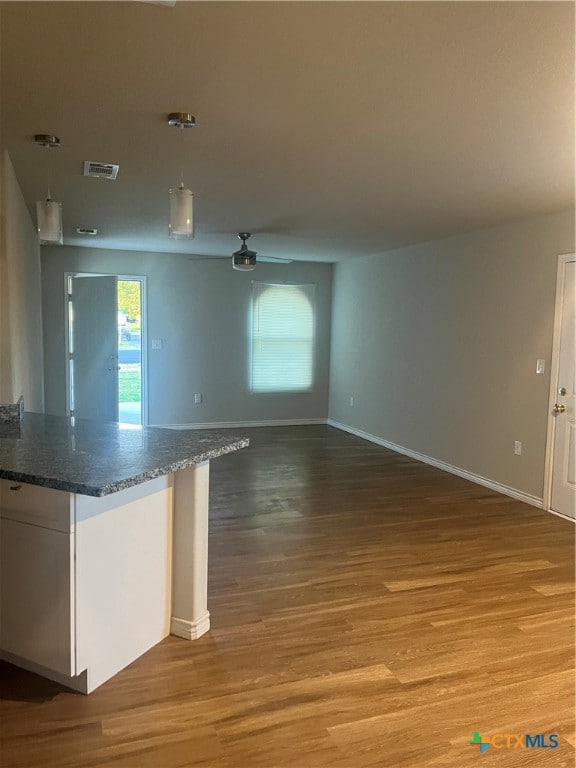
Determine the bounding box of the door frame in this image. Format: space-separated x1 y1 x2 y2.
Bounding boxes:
543 253 575 520
64 272 148 426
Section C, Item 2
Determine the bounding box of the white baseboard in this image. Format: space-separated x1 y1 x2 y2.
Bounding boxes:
546 508 576 523
154 418 328 430
327 419 544 509
170 613 210 640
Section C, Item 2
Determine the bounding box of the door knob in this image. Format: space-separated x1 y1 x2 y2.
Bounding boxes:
553 404 566 414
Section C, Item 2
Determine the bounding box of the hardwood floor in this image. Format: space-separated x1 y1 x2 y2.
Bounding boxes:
1 425 574 767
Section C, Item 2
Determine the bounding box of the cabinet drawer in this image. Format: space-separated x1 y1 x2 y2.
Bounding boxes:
0 479 73 532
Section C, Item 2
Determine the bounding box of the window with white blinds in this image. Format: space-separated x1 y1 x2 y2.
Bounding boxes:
251 282 315 393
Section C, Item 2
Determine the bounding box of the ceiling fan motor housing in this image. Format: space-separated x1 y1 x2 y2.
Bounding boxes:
232 251 257 271
232 232 257 270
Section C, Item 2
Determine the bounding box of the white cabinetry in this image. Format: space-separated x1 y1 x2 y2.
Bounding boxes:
0 518 75 675
0 476 173 693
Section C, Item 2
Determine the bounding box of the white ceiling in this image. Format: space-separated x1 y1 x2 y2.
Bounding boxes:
1 1 573 263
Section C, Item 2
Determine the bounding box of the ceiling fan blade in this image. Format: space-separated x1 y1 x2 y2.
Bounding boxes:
258 256 293 264
187 255 227 261
187 254 292 265
134 0 176 6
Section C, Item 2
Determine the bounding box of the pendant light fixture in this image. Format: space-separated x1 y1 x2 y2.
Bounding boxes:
35 134 63 245
167 112 195 239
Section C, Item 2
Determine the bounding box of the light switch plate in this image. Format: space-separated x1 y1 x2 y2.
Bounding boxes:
151 339 163 350
536 359 545 374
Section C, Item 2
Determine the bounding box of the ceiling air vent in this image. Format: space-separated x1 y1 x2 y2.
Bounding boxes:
83 161 119 180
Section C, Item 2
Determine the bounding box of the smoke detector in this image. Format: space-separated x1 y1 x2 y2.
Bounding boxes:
83 161 119 180
76 227 98 236
167 112 195 128
35 134 61 148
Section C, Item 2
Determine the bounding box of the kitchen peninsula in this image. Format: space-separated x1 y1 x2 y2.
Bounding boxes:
0 413 249 693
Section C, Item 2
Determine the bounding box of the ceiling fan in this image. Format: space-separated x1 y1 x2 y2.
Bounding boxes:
188 233 292 270
232 233 257 271
232 233 293 271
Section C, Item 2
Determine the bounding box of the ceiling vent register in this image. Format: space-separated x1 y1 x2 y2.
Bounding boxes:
83 161 119 180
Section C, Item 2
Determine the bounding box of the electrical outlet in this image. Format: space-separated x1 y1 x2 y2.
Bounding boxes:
151 338 163 350
194 393 202 404
514 441 522 456
349 396 354 406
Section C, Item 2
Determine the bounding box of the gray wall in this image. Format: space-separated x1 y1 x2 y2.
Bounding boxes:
42 246 332 425
329 210 575 500
0 151 44 411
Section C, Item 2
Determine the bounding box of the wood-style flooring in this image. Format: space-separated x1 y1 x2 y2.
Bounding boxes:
1 425 574 767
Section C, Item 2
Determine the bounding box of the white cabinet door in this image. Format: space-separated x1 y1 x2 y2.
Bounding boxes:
75 476 173 691
0 519 75 675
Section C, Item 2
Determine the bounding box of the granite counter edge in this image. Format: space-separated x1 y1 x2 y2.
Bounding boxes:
0 438 250 497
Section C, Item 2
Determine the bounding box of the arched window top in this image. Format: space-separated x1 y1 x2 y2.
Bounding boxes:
251 283 316 392
254 284 313 339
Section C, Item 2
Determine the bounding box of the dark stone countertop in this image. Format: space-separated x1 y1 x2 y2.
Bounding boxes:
0 413 249 497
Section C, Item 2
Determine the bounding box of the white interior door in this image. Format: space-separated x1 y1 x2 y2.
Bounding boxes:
69 275 119 422
550 258 575 519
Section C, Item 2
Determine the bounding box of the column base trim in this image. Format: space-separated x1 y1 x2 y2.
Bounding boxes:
170 612 210 640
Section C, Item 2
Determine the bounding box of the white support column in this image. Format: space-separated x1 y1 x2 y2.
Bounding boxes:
170 461 211 640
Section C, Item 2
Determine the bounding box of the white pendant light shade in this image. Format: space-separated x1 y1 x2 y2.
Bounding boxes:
36 198 63 245
169 184 194 239
34 135 63 245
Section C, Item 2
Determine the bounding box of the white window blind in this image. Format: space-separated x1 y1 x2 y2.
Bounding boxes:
251 282 315 393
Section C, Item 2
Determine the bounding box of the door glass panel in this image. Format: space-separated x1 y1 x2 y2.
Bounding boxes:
117 279 143 425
